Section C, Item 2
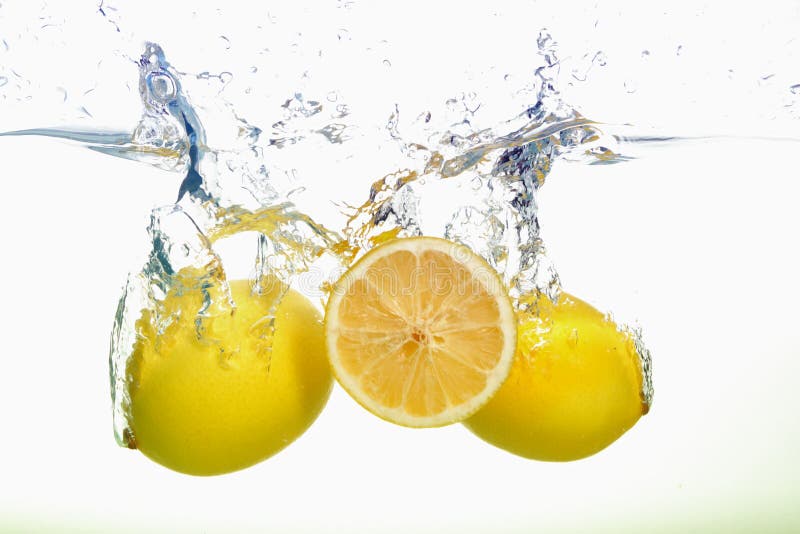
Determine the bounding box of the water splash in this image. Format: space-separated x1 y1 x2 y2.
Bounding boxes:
337 30 634 309
106 44 345 447
5 28 659 443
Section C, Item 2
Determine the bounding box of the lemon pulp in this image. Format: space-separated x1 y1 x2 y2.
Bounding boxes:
325 236 517 428
464 291 649 461
127 278 332 475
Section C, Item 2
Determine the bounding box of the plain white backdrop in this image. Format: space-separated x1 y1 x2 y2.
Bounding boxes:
1 1 799 532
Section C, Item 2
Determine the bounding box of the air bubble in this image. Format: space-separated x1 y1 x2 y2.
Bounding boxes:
146 72 176 102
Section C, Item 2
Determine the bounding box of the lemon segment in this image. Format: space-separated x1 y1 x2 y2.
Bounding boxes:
325 237 517 428
127 278 332 476
464 291 649 461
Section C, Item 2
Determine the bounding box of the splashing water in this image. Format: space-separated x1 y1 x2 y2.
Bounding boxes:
103 44 348 446
1 27 663 446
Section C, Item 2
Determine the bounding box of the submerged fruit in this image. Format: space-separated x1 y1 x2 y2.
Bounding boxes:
325 236 517 428
464 291 649 461
127 277 332 476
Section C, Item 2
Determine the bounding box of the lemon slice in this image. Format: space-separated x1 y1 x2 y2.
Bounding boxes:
325 237 517 427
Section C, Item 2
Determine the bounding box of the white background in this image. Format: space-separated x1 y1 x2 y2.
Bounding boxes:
1 1 799 532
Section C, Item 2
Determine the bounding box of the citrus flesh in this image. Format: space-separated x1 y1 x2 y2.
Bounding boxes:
325 237 517 428
464 291 649 461
127 277 332 476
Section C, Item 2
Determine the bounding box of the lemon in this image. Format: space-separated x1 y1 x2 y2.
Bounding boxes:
127 277 332 476
325 237 517 428
464 291 649 461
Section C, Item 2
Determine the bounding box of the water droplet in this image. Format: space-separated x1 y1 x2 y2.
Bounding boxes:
0 76 7 88
624 80 638 93
504 73 512 82
758 73 776 87
287 186 306 199
594 51 607 67
249 66 258 74
790 84 800 95
568 328 579 347
219 35 231 50
382 59 391 67
283 93 323 118
537 30 553 50
326 91 339 102
334 103 350 118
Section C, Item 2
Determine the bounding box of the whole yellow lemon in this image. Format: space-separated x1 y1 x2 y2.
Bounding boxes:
464 291 649 461
126 277 332 476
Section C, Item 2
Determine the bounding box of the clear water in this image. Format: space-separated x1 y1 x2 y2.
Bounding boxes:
3 1 800 449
